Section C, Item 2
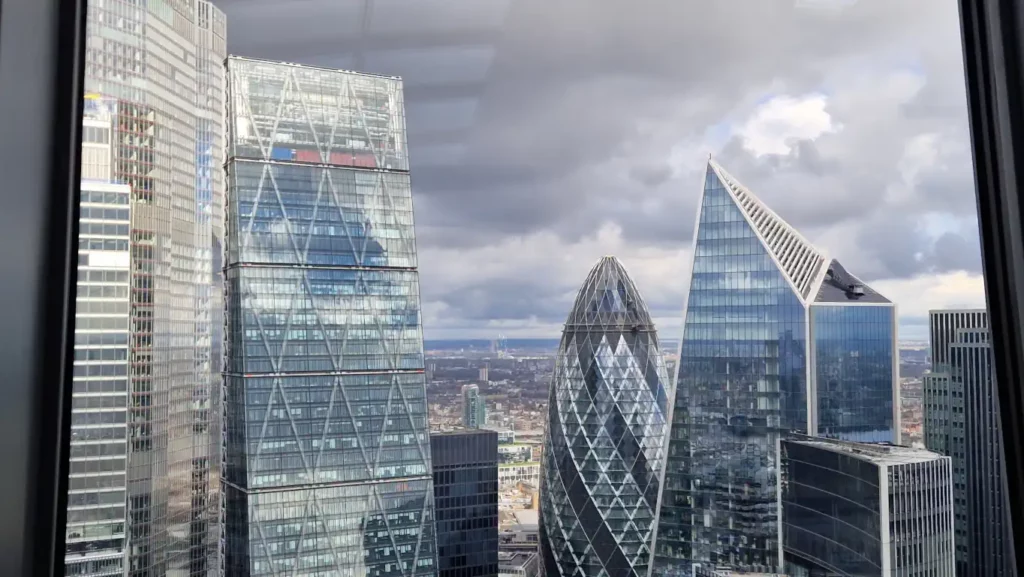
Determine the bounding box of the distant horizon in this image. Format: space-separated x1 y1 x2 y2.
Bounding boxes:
422 336 931 348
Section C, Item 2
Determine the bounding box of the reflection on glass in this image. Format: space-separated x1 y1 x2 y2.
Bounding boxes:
540 257 668 577
653 161 898 575
222 57 436 577
811 305 896 443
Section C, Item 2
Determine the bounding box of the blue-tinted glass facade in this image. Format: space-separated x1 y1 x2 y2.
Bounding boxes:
653 166 805 575
810 305 896 443
223 57 437 577
540 257 669 577
431 430 499 577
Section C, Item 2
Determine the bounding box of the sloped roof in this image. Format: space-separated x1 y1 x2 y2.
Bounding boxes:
707 159 828 301
814 258 892 304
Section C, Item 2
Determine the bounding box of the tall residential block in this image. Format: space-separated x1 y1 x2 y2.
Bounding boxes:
82 2 227 575
223 57 437 576
463 384 487 428
652 160 898 575
66 180 132 577
924 310 1012 576
431 429 500 577
780 437 955 576
539 256 669 577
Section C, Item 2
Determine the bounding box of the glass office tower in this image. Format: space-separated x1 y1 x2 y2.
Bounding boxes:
780 437 954 576
82 2 227 575
924 311 1012 576
651 160 898 575
431 429 500 577
67 180 132 577
223 57 437 577
540 256 669 577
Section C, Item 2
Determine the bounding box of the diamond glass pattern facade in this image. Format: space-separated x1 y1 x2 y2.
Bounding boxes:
539 257 669 577
651 161 898 575
223 57 437 577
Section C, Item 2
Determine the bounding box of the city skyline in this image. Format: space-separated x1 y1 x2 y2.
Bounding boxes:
59 2 990 577
219 0 986 342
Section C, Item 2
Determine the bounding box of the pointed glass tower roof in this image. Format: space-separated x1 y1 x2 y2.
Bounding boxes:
707 159 828 301
564 256 654 329
706 159 891 305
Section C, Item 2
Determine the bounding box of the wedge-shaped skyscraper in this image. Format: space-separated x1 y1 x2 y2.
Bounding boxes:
650 160 898 575
540 257 670 577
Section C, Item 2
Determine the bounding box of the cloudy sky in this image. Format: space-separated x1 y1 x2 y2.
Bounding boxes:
218 0 986 341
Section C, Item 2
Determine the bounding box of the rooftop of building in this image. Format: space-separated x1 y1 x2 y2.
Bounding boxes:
430 426 497 438
499 461 538 468
498 551 536 568
563 255 656 331
226 55 402 81
787 436 943 466
813 258 891 304
707 160 892 306
511 509 538 526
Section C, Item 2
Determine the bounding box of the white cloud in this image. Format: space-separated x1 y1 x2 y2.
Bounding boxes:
735 93 840 157
877 271 987 316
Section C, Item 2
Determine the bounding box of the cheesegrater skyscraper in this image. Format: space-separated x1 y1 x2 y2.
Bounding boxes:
222 57 438 577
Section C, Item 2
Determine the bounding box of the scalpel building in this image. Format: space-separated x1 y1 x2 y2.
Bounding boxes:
650 160 899 575
540 256 670 577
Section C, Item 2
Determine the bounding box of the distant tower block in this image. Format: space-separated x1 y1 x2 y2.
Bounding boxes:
479 363 490 382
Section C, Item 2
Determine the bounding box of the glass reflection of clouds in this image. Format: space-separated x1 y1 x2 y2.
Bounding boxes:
652 161 897 576
223 57 436 577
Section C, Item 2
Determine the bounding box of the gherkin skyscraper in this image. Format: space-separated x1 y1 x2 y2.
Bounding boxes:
539 256 670 577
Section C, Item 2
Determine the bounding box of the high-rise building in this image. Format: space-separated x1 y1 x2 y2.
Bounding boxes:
431 429 499 577
780 437 955 576
498 551 540 577
463 384 487 428
923 310 987 456
480 364 490 382
539 256 669 577
222 56 437 576
82 2 227 575
924 310 1012 576
66 180 132 577
652 160 899 574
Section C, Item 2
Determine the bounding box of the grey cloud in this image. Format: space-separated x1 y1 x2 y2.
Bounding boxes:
629 164 674 188
214 0 982 333
853 211 982 280
433 279 573 324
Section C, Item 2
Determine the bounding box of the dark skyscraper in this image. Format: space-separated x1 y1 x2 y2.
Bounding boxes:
651 160 898 575
539 256 669 577
924 310 1012 576
431 429 499 577
223 57 437 576
780 437 955 576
